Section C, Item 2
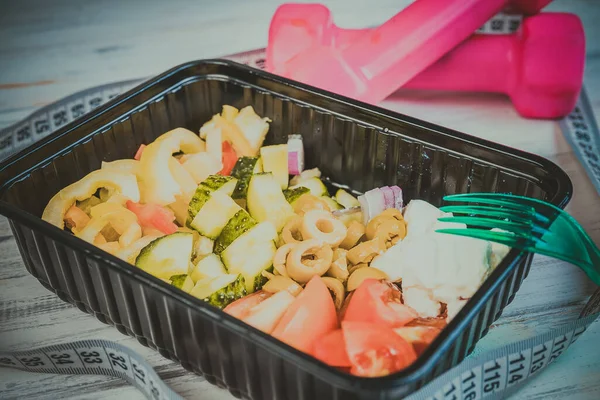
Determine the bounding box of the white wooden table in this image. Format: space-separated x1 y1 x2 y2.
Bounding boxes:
1 0 599 399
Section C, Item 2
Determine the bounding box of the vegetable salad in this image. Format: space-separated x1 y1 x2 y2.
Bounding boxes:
42 105 509 378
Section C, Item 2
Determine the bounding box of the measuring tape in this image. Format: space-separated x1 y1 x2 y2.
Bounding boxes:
1 11 600 400
1 295 597 400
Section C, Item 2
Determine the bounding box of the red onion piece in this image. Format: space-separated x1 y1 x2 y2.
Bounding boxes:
380 186 395 209
287 134 304 175
359 188 386 224
390 185 403 210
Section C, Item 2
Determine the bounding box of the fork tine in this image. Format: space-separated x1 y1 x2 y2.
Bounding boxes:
438 216 552 237
443 195 551 225
445 193 561 212
439 205 536 224
435 228 536 248
444 192 563 213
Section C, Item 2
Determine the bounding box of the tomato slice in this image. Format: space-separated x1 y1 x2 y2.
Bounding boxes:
242 290 296 334
224 291 271 319
393 326 441 356
134 144 146 161
312 329 351 367
272 276 338 353
126 201 178 235
218 141 238 176
342 321 417 377
343 279 417 327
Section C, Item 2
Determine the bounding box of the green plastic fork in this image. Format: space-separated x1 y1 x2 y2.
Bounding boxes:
435 193 600 286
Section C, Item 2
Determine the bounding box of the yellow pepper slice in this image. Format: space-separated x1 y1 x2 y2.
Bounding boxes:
42 170 140 229
77 204 138 243
138 128 205 205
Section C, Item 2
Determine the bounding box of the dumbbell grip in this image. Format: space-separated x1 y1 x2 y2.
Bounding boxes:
334 29 513 93
338 0 509 103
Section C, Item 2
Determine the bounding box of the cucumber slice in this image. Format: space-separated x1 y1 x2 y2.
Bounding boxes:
335 189 361 208
181 275 195 292
187 175 237 222
260 144 289 190
289 177 328 197
247 172 295 232
189 191 241 239
231 156 262 200
190 253 227 282
221 222 277 293
213 209 257 255
321 196 343 211
189 273 246 308
170 274 187 289
283 186 310 204
135 232 193 279
170 274 194 292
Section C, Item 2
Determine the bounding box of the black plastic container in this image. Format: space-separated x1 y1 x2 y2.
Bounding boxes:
0 60 572 399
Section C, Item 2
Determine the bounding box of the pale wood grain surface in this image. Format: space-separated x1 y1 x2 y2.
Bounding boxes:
1 0 600 399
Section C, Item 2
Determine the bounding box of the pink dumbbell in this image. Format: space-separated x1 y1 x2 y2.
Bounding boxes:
267 0 552 106
403 13 585 119
267 7 585 119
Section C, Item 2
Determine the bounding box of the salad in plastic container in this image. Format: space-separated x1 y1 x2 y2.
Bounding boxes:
42 105 510 378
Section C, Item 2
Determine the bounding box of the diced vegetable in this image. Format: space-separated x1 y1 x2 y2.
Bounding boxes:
358 188 386 225
192 235 214 262
64 205 90 232
181 275 195 292
234 106 271 154
126 201 178 235
167 195 190 226
393 326 441 356
138 127 206 205
342 321 417 377
202 114 255 157
260 144 289 190
135 232 194 280
115 235 161 264
231 156 262 200
118 223 142 247
76 204 138 243
42 170 140 229
170 274 187 289
224 291 271 320
287 134 304 176
190 273 246 308
218 141 238 176
205 123 223 164
180 152 222 184
272 276 338 353
187 175 238 223
321 196 343 211
312 329 351 367
190 253 227 282
76 196 102 215
189 191 241 239
134 144 146 161
247 173 294 232
283 186 310 204
289 176 328 197
239 290 295 334
335 189 360 209
221 222 278 293
168 157 197 201
213 209 257 255
342 279 417 327
390 185 403 209
289 168 321 186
